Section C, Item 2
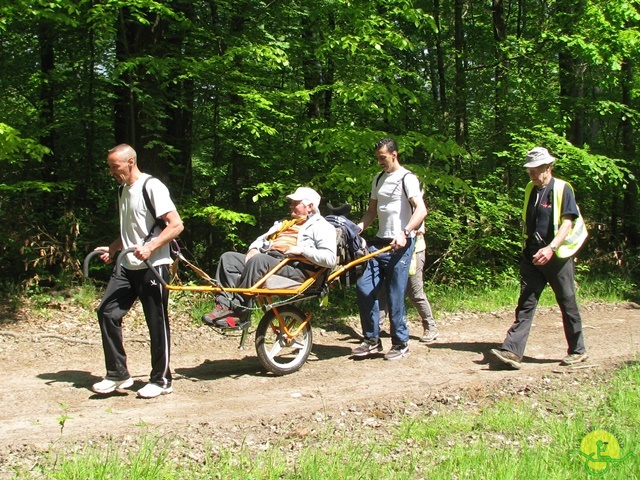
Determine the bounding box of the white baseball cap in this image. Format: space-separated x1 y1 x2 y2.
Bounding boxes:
523 147 556 168
286 187 321 208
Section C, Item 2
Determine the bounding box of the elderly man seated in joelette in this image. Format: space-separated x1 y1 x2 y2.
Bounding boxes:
203 187 338 328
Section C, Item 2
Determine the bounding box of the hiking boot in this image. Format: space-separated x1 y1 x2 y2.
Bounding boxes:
561 352 589 366
352 339 383 357
137 383 173 399
420 329 439 343
202 304 233 325
92 377 133 394
384 343 410 360
490 348 522 370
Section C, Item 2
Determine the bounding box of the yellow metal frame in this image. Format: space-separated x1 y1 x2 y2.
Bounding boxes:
161 245 391 298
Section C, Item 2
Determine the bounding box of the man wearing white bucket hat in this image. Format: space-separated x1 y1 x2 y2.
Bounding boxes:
491 147 589 370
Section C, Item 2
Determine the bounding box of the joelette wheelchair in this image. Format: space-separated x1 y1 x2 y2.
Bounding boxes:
84 243 391 376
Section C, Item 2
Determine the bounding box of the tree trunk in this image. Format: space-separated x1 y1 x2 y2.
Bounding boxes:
557 0 586 147
164 0 195 199
113 8 137 152
302 16 324 120
85 0 97 182
112 3 193 192
433 0 447 117
492 0 508 152
621 58 639 247
453 0 467 146
38 20 56 181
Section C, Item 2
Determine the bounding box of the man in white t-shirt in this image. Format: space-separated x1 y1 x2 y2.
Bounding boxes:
91 144 183 398
352 138 427 360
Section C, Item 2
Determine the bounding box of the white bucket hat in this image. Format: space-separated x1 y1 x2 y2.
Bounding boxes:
523 147 556 168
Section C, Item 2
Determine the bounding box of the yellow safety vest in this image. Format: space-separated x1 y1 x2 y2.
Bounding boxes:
523 178 588 258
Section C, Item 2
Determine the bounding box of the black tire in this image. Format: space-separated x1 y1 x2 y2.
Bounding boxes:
255 306 313 375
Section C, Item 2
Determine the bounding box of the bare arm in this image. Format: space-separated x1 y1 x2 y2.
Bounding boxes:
405 195 427 233
391 195 427 249
134 210 184 261
94 237 124 264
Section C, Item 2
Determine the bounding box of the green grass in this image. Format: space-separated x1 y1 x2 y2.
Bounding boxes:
18 362 640 479
3 274 637 478
429 271 631 315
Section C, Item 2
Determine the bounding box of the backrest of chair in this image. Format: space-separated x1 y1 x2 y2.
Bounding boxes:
331 225 367 287
335 226 350 266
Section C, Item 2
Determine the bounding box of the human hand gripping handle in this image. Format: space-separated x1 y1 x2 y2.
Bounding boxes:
390 231 408 250
82 246 116 278
83 247 166 286
114 248 167 286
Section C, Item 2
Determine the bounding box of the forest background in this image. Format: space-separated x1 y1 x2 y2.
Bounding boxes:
1 0 639 295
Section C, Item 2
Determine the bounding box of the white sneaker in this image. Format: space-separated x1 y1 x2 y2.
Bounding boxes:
137 383 173 398
92 377 133 394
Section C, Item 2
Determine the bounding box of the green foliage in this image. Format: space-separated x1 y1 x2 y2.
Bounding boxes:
189 204 257 249
1 0 639 291
424 172 522 287
44 434 178 479
508 127 630 190
70 283 100 311
0 123 50 166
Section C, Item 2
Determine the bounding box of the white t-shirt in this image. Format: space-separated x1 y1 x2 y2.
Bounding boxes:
119 173 177 270
371 167 421 239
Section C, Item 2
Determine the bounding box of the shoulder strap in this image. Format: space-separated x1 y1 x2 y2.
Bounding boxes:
375 171 384 187
141 177 157 220
401 169 421 214
400 170 413 200
144 177 168 238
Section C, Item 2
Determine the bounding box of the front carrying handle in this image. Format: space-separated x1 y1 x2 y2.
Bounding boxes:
83 250 105 278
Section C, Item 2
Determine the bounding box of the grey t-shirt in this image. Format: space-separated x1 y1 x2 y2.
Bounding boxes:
118 173 177 270
371 167 421 239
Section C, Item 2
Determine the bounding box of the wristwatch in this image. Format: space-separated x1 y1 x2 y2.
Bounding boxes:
403 228 412 237
550 244 558 252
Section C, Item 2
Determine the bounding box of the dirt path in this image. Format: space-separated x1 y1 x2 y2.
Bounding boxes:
1 301 639 451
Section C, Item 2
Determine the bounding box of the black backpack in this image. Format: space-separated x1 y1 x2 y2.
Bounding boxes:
325 212 368 287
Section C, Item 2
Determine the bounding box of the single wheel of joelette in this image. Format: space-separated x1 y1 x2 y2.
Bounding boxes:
255 306 313 375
